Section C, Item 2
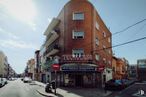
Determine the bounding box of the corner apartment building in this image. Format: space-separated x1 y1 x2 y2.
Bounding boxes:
42 0 112 87
137 59 146 81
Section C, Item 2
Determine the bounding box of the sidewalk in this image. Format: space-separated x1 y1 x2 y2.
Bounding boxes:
34 81 112 97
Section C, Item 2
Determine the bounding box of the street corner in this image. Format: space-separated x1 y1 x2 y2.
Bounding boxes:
36 89 57 97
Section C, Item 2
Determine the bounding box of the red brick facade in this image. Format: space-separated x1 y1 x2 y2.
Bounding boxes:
44 0 113 87
57 0 112 67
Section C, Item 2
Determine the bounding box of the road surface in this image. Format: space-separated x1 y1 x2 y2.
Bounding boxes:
0 79 43 97
107 83 146 97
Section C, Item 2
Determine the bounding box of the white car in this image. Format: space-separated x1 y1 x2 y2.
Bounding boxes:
23 77 32 83
3 78 8 84
0 78 5 87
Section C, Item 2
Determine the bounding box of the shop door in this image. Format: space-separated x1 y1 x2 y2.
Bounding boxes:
75 74 83 87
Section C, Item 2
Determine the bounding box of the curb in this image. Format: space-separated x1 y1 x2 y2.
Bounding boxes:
36 89 56 97
102 91 112 97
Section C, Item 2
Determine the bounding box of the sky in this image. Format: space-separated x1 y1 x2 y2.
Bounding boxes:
0 0 146 74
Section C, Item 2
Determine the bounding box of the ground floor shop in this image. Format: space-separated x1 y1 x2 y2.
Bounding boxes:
58 71 102 88
41 63 112 88
51 63 103 88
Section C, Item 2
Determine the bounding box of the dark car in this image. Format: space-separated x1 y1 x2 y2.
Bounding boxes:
105 79 135 91
105 79 124 90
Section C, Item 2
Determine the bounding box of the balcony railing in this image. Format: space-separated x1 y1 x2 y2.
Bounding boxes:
44 44 60 57
44 30 59 47
44 18 60 36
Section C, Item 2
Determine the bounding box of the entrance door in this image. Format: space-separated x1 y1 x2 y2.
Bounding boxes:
75 74 83 87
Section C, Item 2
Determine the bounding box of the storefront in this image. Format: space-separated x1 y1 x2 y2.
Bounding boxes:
58 63 102 88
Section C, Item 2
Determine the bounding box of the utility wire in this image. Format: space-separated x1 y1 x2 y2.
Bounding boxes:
93 36 146 52
113 19 146 35
77 18 146 48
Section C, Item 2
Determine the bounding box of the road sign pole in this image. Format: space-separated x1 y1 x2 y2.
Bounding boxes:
55 70 57 95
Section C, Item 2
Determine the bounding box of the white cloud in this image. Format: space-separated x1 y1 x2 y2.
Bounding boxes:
0 0 37 31
0 39 38 49
0 27 19 39
27 22 36 31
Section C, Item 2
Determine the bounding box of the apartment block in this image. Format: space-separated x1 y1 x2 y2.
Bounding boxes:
42 0 112 87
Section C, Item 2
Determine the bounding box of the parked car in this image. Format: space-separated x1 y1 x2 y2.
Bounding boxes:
105 79 123 90
21 77 24 81
0 78 5 87
23 77 32 83
3 78 8 85
105 79 135 91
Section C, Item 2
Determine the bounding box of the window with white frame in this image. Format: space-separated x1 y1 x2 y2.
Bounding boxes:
72 49 84 57
72 30 84 39
103 32 106 37
103 58 106 64
108 60 111 65
108 50 111 54
96 22 99 30
73 12 84 20
95 37 99 45
103 45 106 50
108 37 111 43
95 54 100 61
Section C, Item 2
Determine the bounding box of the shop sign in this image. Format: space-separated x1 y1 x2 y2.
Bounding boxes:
61 55 93 63
52 64 60 71
61 64 96 71
97 66 105 72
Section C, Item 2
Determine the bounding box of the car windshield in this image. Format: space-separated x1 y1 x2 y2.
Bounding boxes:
0 0 146 97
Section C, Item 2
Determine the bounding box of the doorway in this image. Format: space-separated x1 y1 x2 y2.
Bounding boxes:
75 74 83 87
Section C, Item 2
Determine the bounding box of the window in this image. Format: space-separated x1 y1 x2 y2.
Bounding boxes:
95 37 99 45
108 50 111 54
72 49 84 57
103 32 106 37
96 22 99 30
72 31 84 39
108 37 111 43
95 54 100 61
73 12 84 20
103 58 106 64
103 45 106 50
108 61 111 65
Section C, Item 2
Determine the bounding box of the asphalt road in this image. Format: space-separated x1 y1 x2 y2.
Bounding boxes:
0 79 43 97
107 83 146 97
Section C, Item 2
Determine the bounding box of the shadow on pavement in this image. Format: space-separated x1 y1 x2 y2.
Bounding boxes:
58 87 111 97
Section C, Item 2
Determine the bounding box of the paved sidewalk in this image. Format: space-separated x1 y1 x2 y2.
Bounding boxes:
35 81 112 97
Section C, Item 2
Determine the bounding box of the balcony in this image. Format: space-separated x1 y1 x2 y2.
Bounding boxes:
44 44 60 57
44 18 60 36
44 30 59 47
